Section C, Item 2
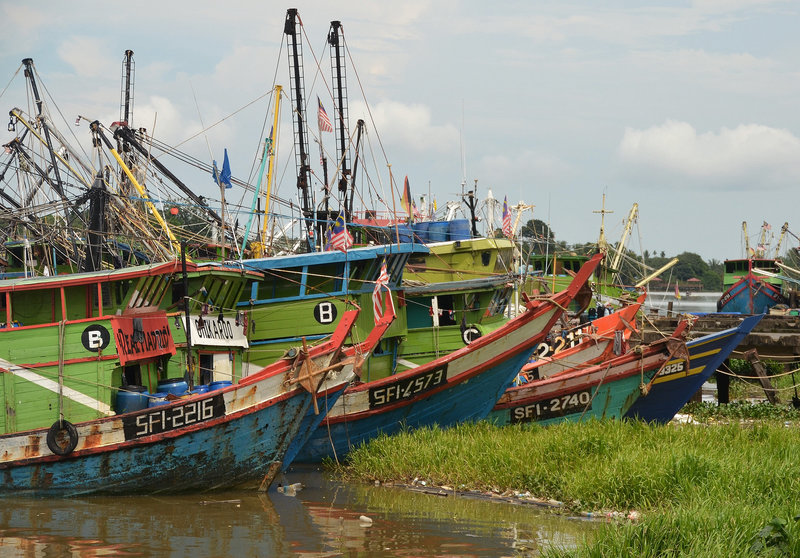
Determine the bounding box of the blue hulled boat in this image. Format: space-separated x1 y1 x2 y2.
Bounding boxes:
293 254 604 462
624 313 763 423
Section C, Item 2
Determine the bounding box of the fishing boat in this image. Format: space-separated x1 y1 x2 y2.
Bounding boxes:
0 260 369 495
520 295 644 381
292 253 604 462
403 236 515 284
235 243 427 374
488 320 689 426
717 222 788 314
624 313 764 423
717 258 785 314
395 275 515 370
523 198 678 312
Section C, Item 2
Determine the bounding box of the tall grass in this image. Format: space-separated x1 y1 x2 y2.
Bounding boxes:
337 420 800 556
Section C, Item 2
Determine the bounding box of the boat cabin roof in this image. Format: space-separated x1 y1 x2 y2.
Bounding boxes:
0 261 195 293
232 243 429 271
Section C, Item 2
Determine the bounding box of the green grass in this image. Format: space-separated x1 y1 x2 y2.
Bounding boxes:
336 420 800 557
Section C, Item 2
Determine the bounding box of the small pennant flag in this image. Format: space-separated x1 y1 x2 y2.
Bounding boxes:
401 176 412 220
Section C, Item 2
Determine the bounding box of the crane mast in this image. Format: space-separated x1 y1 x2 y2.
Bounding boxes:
120 50 135 125
610 203 638 273
284 8 314 248
775 222 789 258
327 21 352 215
742 221 750 256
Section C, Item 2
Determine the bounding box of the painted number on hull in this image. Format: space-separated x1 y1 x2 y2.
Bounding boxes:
121 394 225 440
369 366 447 409
510 389 592 423
659 360 686 378
533 332 579 358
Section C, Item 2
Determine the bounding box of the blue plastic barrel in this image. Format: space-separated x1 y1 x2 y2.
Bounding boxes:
393 224 413 243
427 221 450 242
115 385 149 414
147 392 171 407
208 380 233 392
448 219 471 240
157 378 189 396
191 385 210 395
412 222 430 243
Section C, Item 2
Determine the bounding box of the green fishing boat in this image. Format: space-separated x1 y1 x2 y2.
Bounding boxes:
0 262 183 434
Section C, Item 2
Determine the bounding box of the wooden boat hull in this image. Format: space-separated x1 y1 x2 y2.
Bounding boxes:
293 254 605 462
624 314 763 423
523 300 642 380
488 349 673 426
0 310 361 496
717 273 784 314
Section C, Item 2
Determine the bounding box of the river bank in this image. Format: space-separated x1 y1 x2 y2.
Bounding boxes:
335 419 800 557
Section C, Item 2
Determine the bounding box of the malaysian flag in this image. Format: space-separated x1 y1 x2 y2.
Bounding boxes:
325 211 353 252
318 97 333 133
502 196 512 238
372 257 395 324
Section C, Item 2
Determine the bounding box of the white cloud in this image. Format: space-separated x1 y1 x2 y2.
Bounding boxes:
351 99 459 154
0 6 45 52
618 120 800 189
57 37 118 78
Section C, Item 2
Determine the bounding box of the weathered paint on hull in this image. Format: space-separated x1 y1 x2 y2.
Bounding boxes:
295 346 536 462
0 308 365 496
523 301 642 380
488 352 668 426
294 253 604 462
717 274 783 314
0 388 311 496
281 378 351 470
625 314 763 423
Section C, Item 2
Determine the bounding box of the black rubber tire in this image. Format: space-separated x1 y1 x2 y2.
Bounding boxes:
46 419 78 456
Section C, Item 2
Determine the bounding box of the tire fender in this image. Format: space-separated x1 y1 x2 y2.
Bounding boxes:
46 419 78 456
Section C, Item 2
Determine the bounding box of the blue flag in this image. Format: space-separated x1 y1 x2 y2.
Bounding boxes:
212 148 232 189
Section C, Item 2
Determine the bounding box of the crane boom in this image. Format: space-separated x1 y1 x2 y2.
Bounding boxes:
609 203 637 273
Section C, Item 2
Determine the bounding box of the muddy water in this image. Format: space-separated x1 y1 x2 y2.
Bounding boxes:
0 466 597 557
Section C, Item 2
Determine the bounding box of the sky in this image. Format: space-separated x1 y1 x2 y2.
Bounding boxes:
1 0 800 262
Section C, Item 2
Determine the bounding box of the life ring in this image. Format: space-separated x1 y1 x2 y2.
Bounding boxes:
462 326 482 345
46 419 78 456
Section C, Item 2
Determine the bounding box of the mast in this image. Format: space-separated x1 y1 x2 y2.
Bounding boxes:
742 221 750 256
117 50 136 197
83 172 107 272
349 119 364 216
284 8 314 248
609 203 638 273
20 60 72 208
120 50 135 125
262 86 282 251
328 21 352 214
775 222 789 258
465 179 479 237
